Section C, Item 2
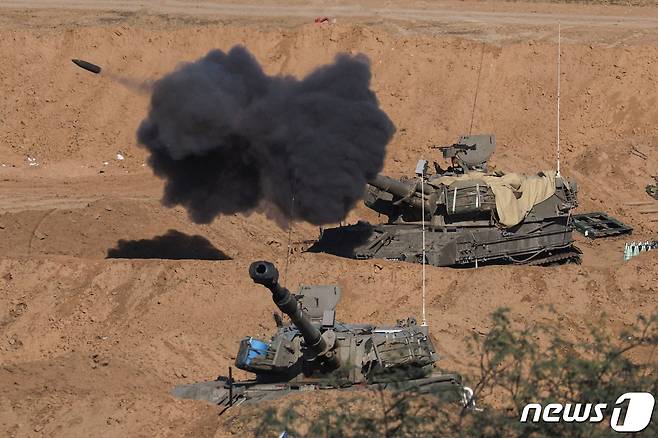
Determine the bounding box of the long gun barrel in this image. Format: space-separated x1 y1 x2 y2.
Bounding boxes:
369 174 429 211
249 261 327 358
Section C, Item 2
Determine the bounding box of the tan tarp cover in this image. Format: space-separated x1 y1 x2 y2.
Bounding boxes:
433 170 557 227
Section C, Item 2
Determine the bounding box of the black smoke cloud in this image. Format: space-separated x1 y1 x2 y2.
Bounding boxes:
137 46 395 225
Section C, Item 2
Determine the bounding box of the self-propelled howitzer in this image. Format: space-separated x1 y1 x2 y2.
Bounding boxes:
172 261 472 409
311 134 581 267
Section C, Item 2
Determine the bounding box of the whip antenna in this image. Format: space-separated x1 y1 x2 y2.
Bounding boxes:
421 177 427 327
469 43 485 136
284 174 296 284
416 160 428 327
556 23 561 177
284 194 294 283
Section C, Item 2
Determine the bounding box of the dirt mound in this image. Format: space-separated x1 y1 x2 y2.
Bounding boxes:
0 198 293 260
2 249 656 436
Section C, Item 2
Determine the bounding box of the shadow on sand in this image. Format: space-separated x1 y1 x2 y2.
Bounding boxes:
107 229 231 260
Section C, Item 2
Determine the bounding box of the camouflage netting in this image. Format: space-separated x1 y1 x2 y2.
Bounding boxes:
436 171 557 227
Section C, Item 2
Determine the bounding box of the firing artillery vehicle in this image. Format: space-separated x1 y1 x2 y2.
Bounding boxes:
310 135 580 267
173 261 473 409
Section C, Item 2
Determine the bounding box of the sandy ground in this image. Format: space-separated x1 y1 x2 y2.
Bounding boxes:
1 1 658 437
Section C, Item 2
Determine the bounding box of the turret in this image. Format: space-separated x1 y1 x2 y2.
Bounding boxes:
364 135 498 223
363 134 578 228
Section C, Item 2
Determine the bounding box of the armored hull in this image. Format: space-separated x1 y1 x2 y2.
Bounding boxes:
311 217 579 267
174 372 466 408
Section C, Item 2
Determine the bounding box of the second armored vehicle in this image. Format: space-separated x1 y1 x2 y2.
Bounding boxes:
311 135 580 267
173 261 472 409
